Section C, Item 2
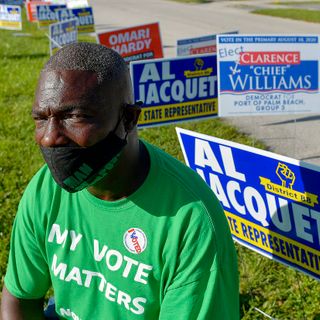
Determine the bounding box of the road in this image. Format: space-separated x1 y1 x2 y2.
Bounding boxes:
91 0 320 165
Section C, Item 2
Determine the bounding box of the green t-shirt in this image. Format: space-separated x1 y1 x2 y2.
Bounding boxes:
5 141 239 319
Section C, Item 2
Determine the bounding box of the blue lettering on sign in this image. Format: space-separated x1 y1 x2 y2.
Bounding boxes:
219 61 318 93
177 34 217 46
37 5 66 22
130 54 219 128
56 8 75 21
0 0 23 5
131 55 218 106
177 127 320 280
218 36 319 44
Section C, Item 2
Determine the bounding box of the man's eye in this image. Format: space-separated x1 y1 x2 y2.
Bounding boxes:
64 114 93 121
33 116 47 122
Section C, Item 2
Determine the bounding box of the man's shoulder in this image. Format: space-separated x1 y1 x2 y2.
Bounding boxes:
142 140 226 229
144 140 215 201
143 141 234 262
19 164 63 213
25 164 57 193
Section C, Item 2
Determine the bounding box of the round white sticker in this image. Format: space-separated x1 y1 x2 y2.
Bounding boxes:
123 228 147 254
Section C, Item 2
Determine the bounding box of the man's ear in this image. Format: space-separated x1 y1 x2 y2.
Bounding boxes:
123 102 142 131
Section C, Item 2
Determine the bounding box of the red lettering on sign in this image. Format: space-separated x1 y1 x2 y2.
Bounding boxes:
240 52 300 65
190 45 216 55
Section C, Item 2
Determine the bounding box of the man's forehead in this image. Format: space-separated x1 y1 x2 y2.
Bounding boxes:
38 69 100 92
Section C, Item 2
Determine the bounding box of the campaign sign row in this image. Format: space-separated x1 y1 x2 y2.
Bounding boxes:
24 0 93 32
130 34 319 128
25 0 89 22
177 127 320 281
2 9 319 129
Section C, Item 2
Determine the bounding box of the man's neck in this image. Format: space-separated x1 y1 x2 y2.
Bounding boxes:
87 141 150 201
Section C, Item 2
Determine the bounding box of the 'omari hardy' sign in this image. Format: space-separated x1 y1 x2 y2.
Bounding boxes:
177 127 320 280
97 23 163 63
130 54 218 128
217 35 319 116
49 18 77 55
0 4 21 30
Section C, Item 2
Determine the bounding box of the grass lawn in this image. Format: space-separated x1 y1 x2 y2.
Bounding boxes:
273 1 320 5
1 8 320 320
253 8 320 23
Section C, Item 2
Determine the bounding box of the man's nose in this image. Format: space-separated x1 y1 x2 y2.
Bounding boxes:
39 117 69 147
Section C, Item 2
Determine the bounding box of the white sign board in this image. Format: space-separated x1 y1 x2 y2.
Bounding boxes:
177 31 238 56
66 0 88 8
217 35 320 117
0 4 21 30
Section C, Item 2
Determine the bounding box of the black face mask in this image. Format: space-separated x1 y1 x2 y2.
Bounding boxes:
40 131 127 193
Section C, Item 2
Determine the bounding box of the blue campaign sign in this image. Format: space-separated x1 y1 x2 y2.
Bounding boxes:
37 4 66 28
49 18 77 55
130 55 218 128
56 7 95 33
0 0 23 6
176 127 320 280
217 35 320 116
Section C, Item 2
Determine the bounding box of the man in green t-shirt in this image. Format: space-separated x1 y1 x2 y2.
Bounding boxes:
1 43 239 319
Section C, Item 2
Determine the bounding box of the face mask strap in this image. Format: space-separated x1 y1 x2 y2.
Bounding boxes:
112 111 123 131
114 101 143 140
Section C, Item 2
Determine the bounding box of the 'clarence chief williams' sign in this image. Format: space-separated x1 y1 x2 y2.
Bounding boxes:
217 35 319 117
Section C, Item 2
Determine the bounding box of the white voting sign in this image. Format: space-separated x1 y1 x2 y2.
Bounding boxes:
217 35 320 117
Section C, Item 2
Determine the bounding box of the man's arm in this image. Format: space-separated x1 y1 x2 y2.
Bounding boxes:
1 285 45 320
3 170 52 319
159 200 239 319
159 266 239 320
